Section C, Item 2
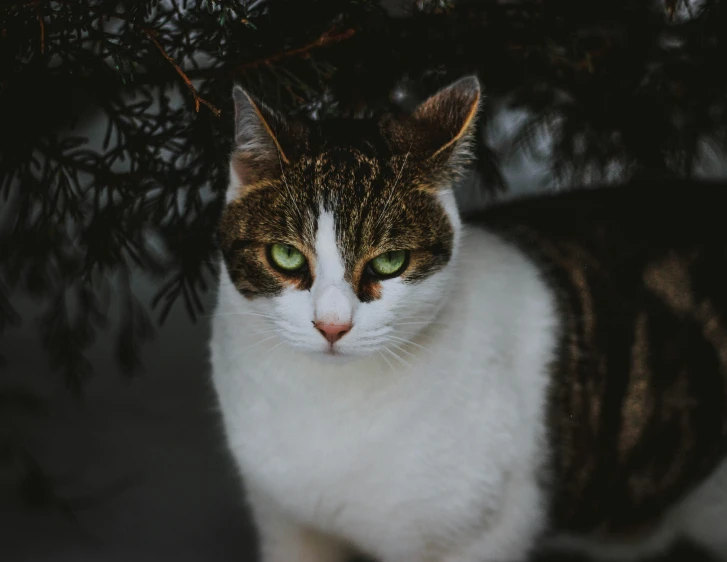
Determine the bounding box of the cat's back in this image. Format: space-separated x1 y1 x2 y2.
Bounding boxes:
468 179 727 550
469 178 727 250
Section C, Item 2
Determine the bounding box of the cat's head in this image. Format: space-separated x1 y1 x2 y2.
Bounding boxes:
218 76 481 362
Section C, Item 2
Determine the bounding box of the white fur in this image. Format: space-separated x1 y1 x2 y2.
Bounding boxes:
312 211 356 327
209 191 727 562
544 459 727 562
677 458 727 559
226 160 242 204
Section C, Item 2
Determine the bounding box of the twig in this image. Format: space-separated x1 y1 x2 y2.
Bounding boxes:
33 1 44 54
140 27 221 117
186 26 356 80
665 0 677 22
237 27 356 71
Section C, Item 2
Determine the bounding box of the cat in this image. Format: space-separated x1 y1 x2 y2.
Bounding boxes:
209 75 727 562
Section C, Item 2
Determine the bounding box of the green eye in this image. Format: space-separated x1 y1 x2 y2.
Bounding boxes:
369 250 408 278
269 243 306 272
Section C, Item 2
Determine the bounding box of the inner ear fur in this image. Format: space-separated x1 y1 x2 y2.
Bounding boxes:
230 86 306 191
383 75 482 162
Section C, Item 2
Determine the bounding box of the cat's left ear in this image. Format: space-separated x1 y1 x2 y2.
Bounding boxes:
385 75 482 167
228 86 305 201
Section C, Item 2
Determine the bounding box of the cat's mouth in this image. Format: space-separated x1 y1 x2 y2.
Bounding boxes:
309 344 358 364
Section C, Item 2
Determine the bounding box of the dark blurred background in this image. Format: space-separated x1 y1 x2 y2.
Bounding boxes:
1 0 726 560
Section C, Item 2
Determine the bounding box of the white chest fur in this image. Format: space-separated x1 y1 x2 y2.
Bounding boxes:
210 226 560 562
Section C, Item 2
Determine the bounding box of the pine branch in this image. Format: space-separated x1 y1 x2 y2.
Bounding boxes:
235 26 354 75
32 0 44 54
140 26 221 116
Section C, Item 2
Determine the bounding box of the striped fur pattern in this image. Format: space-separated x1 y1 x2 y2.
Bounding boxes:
473 186 727 552
210 76 727 562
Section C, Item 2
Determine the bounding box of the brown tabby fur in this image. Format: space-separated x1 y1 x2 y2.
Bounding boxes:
469 182 727 540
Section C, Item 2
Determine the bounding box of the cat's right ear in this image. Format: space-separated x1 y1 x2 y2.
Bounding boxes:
382 76 481 172
228 86 302 201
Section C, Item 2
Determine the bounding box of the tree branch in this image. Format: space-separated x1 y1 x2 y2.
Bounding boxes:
140 27 221 117
33 0 44 54
238 27 356 71
187 26 356 80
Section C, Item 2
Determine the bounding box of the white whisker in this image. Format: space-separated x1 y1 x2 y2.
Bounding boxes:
374 148 410 231
377 349 395 372
204 310 278 320
278 152 305 223
387 341 416 359
236 334 279 355
382 345 410 368
246 327 281 337
387 334 432 354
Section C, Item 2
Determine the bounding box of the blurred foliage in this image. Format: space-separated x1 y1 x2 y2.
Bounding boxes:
0 0 725 390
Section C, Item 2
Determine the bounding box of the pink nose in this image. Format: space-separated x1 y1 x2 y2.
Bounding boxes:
314 321 352 344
